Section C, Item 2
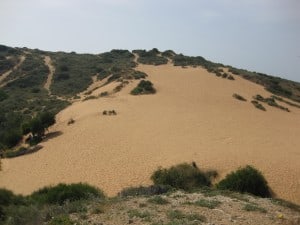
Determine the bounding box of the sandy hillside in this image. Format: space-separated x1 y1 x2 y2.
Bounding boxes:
1 63 300 204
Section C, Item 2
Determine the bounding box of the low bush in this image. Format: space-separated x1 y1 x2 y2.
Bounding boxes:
251 100 266 111
30 183 105 205
216 165 271 198
99 91 108 97
233 93 247 101
131 80 156 95
222 73 228 78
228 75 235 80
253 95 290 112
132 71 147 80
82 96 97 101
67 118 75 125
151 163 211 191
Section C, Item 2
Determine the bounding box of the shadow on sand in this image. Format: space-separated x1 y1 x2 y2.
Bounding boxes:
2 131 63 159
42 131 63 142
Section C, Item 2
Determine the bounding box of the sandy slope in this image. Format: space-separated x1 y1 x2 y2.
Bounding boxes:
1 64 300 204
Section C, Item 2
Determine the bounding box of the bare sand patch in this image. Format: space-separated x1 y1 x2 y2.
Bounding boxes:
1 64 300 204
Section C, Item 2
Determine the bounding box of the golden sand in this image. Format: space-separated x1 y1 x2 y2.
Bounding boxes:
1 64 300 203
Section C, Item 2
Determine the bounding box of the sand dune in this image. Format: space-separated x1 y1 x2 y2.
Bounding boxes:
1 64 300 204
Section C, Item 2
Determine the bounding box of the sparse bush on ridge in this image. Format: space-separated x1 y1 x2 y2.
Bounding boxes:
133 48 168 65
216 165 271 198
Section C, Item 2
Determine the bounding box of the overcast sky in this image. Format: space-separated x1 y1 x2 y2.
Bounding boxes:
1 0 299 82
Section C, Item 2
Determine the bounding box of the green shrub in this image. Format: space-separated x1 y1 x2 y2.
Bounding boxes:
131 80 156 95
134 49 168 65
253 95 290 112
233 93 247 101
251 100 266 111
151 163 211 191
216 165 271 198
30 183 105 205
99 91 108 97
132 71 147 79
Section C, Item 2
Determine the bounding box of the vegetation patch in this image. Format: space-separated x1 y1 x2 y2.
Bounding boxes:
147 196 169 205
271 95 300 109
191 198 221 209
216 165 271 198
30 183 105 205
243 203 267 213
253 94 289 112
228 67 300 103
131 80 156 95
82 95 97 101
151 163 211 191
233 93 247 101
133 48 168 65
102 110 117 116
251 100 266 111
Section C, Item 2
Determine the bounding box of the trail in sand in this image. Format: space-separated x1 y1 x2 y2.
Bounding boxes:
1 64 300 204
0 55 26 87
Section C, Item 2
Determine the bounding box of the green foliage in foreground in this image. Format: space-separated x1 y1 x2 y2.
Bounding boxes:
30 183 105 205
216 165 271 198
151 163 211 191
0 183 104 224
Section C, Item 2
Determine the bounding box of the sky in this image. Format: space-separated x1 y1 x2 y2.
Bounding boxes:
0 0 299 82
